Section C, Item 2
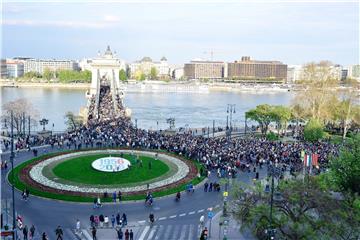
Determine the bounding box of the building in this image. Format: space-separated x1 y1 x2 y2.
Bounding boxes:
287 65 303 83
24 59 79 74
184 60 224 79
0 59 7 79
129 57 170 79
227 56 287 81
6 60 24 78
347 65 360 81
172 67 184 80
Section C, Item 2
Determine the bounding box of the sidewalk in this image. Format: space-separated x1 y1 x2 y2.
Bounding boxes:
205 210 254 240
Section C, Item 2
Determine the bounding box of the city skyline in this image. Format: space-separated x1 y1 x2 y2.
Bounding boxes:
2 2 359 66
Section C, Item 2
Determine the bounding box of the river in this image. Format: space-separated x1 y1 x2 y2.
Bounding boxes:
1 87 294 131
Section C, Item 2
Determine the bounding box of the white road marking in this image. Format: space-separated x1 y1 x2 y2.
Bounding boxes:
163 225 173 239
198 209 204 213
179 213 186 217
215 204 220 208
82 229 92 240
189 211 195 215
154 225 165 240
179 225 188 240
188 225 195 240
158 217 167 221
138 225 150 240
147 225 158 239
169 215 177 219
138 220 146 224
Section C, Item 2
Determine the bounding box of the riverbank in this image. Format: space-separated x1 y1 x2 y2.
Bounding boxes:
0 80 294 93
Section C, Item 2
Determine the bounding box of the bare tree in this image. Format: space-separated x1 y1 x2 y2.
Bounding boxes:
1 98 39 135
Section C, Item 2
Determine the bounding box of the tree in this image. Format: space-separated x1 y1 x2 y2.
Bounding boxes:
150 67 158 80
43 68 53 80
328 134 360 195
119 69 127 81
246 104 275 135
64 112 83 131
1 98 39 135
294 61 339 122
271 105 292 136
230 178 355 240
303 118 324 142
23 71 42 79
57 70 91 83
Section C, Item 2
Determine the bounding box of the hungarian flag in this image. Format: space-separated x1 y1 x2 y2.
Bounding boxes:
303 154 312 167
312 153 319 167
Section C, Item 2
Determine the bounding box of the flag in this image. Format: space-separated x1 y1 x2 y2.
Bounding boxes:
312 153 319 167
303 154 312 167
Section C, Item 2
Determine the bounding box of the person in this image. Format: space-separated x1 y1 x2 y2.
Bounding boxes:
111 215 116 228
93 198 97 209
116 228 123 240
209 182 213 192
55 226 63 240
122 213 127 226
116 213 121 225
99 214 104 228
25 188 30 200
175 192 181 201
200 227 208 240
124 229 129 240
76 219 81 235
23 225 28 240
199 215 205 229
112 191 117 202
29 225 35 240
118 191 122 202
104 215 109 227
42 232 48 240
91 226 97 240
90 215 95 227
204 182 208 192
129 229 134 240
97 196 102 208
149 213 154 225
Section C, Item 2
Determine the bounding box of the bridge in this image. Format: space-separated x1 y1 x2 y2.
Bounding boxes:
85 46 130 123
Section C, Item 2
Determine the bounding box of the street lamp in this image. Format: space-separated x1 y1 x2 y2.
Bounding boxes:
9 111 16 239
265 164 283 240
226 104 236 139
39 118 49 131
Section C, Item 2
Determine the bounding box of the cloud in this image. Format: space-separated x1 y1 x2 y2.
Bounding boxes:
3 19 110 29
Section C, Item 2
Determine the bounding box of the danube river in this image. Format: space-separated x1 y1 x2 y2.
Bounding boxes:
1 87 294 131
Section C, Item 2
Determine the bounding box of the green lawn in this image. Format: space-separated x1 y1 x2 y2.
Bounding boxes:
52 154 169 185
8 149 206 202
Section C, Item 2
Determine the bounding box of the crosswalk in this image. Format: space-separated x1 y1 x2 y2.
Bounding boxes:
71 223 203 240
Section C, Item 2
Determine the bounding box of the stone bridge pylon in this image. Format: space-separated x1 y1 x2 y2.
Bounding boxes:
85 46 131 124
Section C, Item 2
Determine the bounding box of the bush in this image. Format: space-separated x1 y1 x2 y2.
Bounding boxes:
304 118 324 142
266 131 279 141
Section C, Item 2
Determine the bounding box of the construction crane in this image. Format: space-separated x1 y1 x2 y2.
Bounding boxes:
203 50 215 61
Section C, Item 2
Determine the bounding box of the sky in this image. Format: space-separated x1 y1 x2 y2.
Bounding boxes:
1 1 359 65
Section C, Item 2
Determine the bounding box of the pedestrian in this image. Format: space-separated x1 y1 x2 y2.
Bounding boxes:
209 182 213 192
23 225 28 240
148 160 152 169
129 229 134 240
29 225 35 240
76 219 81 235
90 215 95 227
25 188 30 199
124 229 129 240
42 232 48 240
122 213 127 226
116 228 123 240
113 191 117 202
91 226 97 240
93 198 97 209
55 226 63 240
111 215 116 228
204 182 208 192
99 214 104 228
118 191 122 202
116 213 121 225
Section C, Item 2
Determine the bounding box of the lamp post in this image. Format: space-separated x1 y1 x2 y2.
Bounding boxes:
226 104 236 139
10 111 16 240
39 118 49 131
245 114 247 135
135 119 138 129
212 120 215 137
265 164 282 240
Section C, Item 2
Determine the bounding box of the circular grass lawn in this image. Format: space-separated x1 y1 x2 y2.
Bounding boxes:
51 153 170 185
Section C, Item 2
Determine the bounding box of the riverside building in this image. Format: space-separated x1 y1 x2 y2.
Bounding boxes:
129 56 170 79
227 56 287 81
0 59 7 78
183 60 224 79
24 58 79 74
6 60 24 78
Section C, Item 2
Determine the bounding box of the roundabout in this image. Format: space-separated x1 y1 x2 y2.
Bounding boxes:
9 149 204 202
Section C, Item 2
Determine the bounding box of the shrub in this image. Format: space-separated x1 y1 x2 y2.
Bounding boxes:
266 131 279 141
